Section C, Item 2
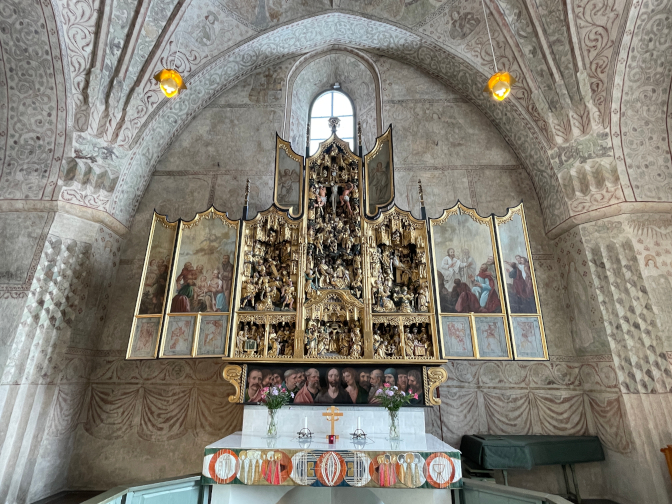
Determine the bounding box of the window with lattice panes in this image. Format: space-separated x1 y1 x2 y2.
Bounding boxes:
309 90 355 155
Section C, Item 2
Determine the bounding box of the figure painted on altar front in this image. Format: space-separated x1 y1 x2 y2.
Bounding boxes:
343 367 368 404
511 317 545 358
139 257 171 314
138 217 175 315
276 140 302 214
439 248 462 290
162 317 195 356
441 316 473 357
129 318 161 358
136 320 157 352
278 168 299 202
197 316 228 356
407 370 424 405
241 365 425 407
475 317 509 358
294 368 320 404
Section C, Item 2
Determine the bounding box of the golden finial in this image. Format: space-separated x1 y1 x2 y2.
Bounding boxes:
418 179 425 207
357 121 362 147
244 178 251 206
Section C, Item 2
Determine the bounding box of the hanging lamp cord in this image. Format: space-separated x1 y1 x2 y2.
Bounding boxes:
173 33 182 71
481 0 498 73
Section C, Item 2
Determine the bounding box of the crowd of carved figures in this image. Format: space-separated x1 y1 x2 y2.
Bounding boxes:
367 214 430 314
304 319 364 359
234 320 296 358
239 213 300 312
373 321 433 359
305 144 363 301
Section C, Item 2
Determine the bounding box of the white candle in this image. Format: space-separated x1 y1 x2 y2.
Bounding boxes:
357 417 361 431
304 416 308 430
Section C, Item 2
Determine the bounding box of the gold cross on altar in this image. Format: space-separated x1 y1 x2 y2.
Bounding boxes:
322 406 343 440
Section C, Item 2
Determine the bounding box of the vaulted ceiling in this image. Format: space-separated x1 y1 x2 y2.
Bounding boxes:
1 0 670 235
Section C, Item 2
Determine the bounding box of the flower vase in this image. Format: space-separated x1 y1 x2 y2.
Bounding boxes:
388 409 400 440
267 408 279 438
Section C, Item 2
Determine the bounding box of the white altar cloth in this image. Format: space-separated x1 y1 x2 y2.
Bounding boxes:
241 404 426 437
206 432 458 454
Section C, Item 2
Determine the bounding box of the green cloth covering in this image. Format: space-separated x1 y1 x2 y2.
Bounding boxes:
460 435 605 470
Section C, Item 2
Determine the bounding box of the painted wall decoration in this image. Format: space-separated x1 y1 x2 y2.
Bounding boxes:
127 213 177 359
365 126 394 217
430 203 510 359
495 203 547 360
274 136 304 217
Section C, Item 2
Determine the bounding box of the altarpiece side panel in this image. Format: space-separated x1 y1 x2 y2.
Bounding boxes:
127 213 177 360
274 136 304 218
365 126 394 217
161 208 240 358
495 204 548 360
229 207 301 361
364 207 438 361
430 203 510 360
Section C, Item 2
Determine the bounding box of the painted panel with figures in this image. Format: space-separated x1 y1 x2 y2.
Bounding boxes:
274 136 303 217
127 213 178 359
495 204 547 360
430 203 510 360
161 208 240 358
365 126 394 217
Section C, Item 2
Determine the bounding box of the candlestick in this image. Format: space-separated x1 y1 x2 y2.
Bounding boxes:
357 417 361 431
304 417 308 430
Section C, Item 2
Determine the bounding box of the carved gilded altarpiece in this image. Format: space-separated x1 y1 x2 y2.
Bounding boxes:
127 127 549 405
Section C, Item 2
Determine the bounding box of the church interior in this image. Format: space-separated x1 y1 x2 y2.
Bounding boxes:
1 0 672 503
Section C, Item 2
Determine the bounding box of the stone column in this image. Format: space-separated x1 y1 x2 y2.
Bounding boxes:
582 216 672 503
0 212 122 504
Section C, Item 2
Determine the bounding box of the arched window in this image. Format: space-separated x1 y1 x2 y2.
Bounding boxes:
309 89 355 155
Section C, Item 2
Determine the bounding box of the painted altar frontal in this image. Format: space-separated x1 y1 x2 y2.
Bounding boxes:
202 405 462 490
126 123 548 369
202 431 462 489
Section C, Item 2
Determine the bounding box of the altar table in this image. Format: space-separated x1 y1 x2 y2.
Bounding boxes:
202 432 462 490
